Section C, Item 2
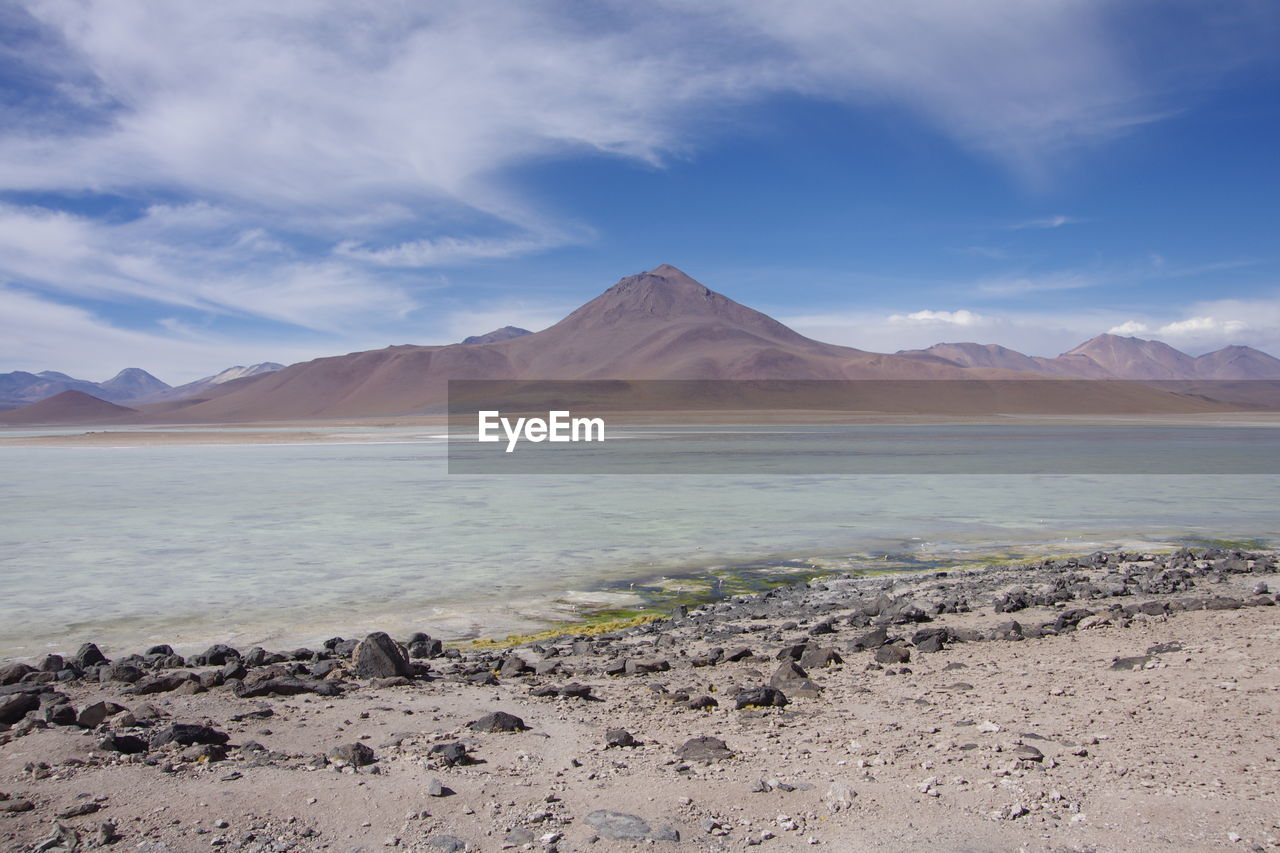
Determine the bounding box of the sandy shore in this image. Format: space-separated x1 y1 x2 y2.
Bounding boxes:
1 548 1278 851
3 411 1278 447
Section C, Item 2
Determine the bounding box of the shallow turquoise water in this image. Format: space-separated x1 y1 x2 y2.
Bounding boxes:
0 426 1276 659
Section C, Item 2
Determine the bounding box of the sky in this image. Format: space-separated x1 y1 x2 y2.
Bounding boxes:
1 1 1278 384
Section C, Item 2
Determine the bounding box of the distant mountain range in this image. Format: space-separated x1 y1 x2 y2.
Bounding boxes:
0 363 283 411
897 336 1280 380
462 326 531 345
1 264 1277 423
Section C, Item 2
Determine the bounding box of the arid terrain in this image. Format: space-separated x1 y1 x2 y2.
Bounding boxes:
2 548 1277 852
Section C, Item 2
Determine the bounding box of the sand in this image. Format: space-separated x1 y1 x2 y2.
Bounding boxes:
1 550 1277 852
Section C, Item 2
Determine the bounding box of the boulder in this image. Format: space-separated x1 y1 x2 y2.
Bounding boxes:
585 811 679 842
676 735 733 762
735 686 788 709
351 632 413 679
468 711 527 733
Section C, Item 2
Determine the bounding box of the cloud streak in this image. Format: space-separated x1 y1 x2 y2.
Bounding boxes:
0 1 1274 376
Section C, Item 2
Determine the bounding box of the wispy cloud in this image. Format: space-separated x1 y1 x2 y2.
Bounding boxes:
1010 215 1087 230
784 291 1280 358
888 309 988 327
976 271 1097 296
0 1 1274 376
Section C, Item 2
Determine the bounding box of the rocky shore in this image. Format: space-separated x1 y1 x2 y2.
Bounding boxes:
2 547 1278 852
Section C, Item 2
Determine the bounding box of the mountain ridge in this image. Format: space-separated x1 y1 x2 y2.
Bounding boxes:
899 334 1280 380
2 265 1276 422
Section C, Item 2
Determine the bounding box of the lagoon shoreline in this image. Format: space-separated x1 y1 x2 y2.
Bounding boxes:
1 546 1278 851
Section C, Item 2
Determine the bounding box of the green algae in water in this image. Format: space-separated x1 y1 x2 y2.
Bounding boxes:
1178 535 1274 550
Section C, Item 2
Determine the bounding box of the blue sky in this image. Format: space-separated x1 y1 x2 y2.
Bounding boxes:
1 1 1278 383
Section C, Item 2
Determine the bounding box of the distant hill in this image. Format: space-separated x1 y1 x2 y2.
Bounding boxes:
98 367 171 400
0 363 289 409
154 363 285 401
0 390 137 424
112 265 1242 422
0 367 168 409
462 327 531 345
3 266 1275 424
900 334 1280 380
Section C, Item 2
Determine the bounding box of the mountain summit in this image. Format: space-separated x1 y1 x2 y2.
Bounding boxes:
3 265 1271 422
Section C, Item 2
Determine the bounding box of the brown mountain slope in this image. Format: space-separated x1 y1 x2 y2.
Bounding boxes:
907 335 1280 381
140 265 1026 421
45 265 1251 422
0 390 137 424
1192 345 1280 380
1055 334 1197 380
897 342 1069 375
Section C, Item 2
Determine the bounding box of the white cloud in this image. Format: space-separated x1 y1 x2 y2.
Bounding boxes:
887 309 987 327
786 297 1280 359
0 286 338 383
1108 304 1274 354
1107 320 1151 336
0 1 1273 377
0 202 421 332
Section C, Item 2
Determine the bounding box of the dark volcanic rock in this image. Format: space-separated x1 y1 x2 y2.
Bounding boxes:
0 663 34 685
76 700 126 728
605 728 640 748
122 674 193 695
770 660 822 698
0 692 39 724
352 632 413 679
624 658 670 675
530 682 593 699
408 637 443 659
799 646 843 669
874 643 911 665
735 686 789 709
233 676 341 698
191 644 240 666
100 733 149 754
677 735 733 762
468 711 527 733
429 741 472 766
75 643 109 668
911 628 947 653
498 655 531 677
103 663 145 683
586 810 680 842
849 627 890 651
328 742 376 767
151 723 230 748
992 621 1024 641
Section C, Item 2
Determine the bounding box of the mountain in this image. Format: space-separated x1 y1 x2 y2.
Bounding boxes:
0 364 287 409
156 363 285 401
117 265 1239 422
1055 334 1197 380
907 334 1280 381
462 327 531 345
897 342 1063 374
1187 345 1280 380
97 368 171 401
0 390 137 424
0 368 164 409
3 266 1270 424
